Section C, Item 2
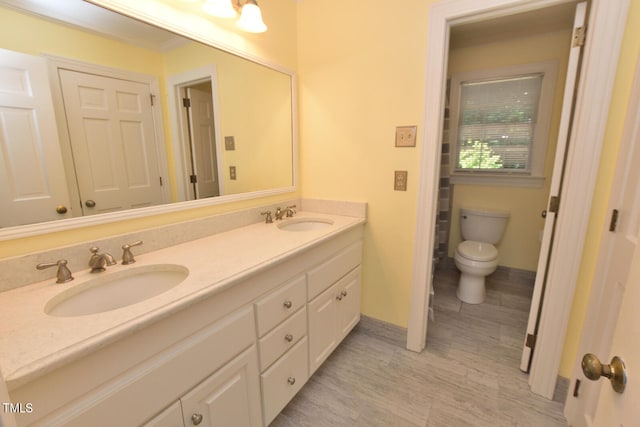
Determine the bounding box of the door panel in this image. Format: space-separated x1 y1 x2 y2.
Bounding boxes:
187 85 220 199
0 48 70 226
59 69 163 215
520 2 587 372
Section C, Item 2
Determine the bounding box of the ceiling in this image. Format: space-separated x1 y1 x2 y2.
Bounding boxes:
450 2 580 50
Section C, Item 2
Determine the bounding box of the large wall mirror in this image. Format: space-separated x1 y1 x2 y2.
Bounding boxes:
0 0 296 239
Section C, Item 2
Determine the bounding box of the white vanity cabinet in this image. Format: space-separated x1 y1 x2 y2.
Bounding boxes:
6 222 363 427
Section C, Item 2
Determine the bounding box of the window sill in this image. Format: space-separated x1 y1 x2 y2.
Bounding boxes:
450 173 545 188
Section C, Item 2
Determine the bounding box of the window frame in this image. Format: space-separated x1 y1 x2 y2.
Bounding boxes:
448 61 558 187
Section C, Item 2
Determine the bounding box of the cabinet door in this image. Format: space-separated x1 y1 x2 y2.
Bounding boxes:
308 281 340 374
338 268 361 340
180 345 262 427
142 402 184 427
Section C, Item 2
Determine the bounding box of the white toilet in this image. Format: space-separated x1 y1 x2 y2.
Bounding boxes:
454 207 509 304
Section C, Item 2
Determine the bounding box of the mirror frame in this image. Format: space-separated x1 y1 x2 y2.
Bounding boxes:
0 0 298 240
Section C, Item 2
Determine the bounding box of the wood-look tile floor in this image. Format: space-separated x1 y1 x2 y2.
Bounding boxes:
270 267 567 426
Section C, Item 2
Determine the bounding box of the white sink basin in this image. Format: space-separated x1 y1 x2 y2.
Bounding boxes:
45 264 189 317
277 218 334 232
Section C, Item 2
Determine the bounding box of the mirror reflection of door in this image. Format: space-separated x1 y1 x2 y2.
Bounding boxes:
58 69 164 215
0 48 71 227
184 82 220 199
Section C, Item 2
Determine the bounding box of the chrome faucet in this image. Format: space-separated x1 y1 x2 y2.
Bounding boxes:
121 240 143 265
36 259 74 284
261 210 273 223
285 205 297 218
274 207 286 220
88 246 116 273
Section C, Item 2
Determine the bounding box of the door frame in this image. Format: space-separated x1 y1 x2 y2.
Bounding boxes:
167 65 224 201
46 54 171 214
407 0 630 399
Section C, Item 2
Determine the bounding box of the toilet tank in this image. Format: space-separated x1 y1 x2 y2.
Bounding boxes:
460 208 509 244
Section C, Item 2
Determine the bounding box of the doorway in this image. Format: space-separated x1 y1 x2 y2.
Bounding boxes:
181 80 221 200
407 0 630 400
167 65 224 203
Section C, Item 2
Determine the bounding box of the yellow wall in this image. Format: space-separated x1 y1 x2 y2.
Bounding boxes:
447 30 572 271
297 0 430 327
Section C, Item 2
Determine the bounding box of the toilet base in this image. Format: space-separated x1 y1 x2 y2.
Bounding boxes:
456 273 486 304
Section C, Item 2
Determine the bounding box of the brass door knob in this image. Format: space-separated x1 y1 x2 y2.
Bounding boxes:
55 205 68 214
581 353 627 393
85 199 96 208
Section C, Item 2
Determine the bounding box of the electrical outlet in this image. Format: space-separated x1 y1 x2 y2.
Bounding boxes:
395 126 417 147
230 166 236 180
225 136 235 150
394 171 408 191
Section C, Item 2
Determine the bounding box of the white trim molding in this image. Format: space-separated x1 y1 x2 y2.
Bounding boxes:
407 0 630 402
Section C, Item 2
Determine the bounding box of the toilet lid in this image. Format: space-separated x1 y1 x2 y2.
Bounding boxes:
458 241 498 261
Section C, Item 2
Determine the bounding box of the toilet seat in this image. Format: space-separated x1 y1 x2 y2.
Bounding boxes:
457 240 497 262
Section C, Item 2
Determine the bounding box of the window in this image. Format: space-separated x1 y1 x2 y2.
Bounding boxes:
449 62 557 187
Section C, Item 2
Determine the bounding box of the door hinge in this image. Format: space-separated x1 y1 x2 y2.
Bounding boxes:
573 26 586 47
525 333 537 350
150 94 156 106
573 378 581 397
609 209 619 232
159 176 163 186
183 97 191 108
190 174 198 184
548 196 560 214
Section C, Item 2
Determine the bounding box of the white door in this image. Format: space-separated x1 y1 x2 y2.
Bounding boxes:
0 48 71 226
519 1 587 372
591 246 640 425
58 69 164 215
564 54 640 426
186 84 220 199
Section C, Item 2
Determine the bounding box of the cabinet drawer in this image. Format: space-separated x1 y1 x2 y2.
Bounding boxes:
261 337 308 425
255 275 306 337
258 306 307 371
307 242 362 300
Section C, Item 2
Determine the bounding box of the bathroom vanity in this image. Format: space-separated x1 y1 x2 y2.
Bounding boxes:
0 205 365 426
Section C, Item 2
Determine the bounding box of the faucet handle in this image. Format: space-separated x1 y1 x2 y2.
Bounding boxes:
285 205 297 217
36 259 74 284
121 240 143 265
261 211 273 223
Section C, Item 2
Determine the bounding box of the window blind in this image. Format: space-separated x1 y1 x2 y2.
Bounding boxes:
456 73 544 172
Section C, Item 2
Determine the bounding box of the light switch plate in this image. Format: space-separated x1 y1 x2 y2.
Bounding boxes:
230 166 236 180
225 136 235 150
395 126 417 147
394 171 408 191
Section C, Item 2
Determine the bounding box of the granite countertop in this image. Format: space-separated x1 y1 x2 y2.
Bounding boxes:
0 211 365 389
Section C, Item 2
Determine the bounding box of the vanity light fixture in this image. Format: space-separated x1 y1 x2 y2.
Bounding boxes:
201 0 268 33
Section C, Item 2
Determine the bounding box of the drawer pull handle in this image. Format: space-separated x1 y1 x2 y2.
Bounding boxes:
341 290 348 297
285 334 294 342
336 294 343 301
283 300 293 309
287 377 296 385
191 413 203 425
